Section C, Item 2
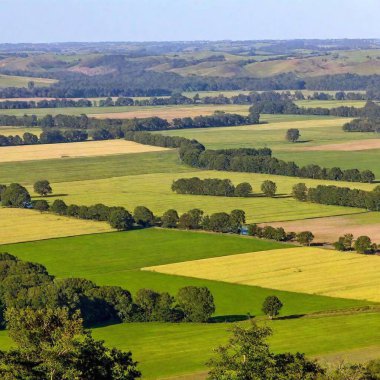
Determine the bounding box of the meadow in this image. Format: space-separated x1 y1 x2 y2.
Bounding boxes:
0 74 57 88
0 139 169 163
0 126 42 136
146 246 380 302
0 208 112 244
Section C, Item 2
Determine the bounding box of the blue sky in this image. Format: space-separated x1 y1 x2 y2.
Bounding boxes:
0 0 379 43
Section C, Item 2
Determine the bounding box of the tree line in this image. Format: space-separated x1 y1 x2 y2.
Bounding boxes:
0 252 215 327
292 183 380 211
343 117 380 132
124 131 376 183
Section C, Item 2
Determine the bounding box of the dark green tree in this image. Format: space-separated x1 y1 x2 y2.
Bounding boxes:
33 200 49 212
234 182 253 197
161 209 179 228
1 183 31 208
261 180 277 197
33 180 53 196
108 209 134 230
286 128 300 143
292 183 308 201
262 296 283 319
354 236 376 254
133 206 155 227
296 231 314 246
50 199 68 215
177 286 215 322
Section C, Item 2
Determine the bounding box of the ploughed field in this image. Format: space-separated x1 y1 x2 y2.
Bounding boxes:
0 229 378 379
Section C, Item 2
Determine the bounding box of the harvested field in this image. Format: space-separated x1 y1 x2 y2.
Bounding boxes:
145 247 380 302
264 213 380 244
91 104 249 120
0 140 169 162
0 208 113 244
293 138 380 152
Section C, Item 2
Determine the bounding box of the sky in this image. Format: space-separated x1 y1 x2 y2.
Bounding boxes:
0 0 379 43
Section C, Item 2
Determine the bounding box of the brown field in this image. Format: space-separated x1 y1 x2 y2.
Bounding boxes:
0 208 113 244
91 104 249 120
0 140 169 162
296 139 380 152
263 213 380 244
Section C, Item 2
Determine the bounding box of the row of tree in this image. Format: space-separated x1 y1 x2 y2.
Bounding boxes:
124 131 376 183
343 117 380 132
333 233 377 254
293 183 380 211
0 252 215 327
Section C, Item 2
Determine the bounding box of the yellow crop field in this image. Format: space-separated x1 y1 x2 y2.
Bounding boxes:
0 127 42 136
0 208 113 244
0 140 169 163
145 247 380 302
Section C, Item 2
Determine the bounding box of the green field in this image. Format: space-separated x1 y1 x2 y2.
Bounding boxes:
0 126 42 136
0 74 57 88
0 229 376 379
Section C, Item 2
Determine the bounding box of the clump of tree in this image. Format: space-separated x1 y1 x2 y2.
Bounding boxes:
333 233 354 251
296 231 315 246
354 236 377 254
0 307 141 380
33 179 52 196
1 183 31 208
247 224 290 242
286 128 300 142
171 177 252 197
207 323 324 380
261 180 277 197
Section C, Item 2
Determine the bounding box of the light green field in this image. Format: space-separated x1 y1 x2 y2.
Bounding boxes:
28 170 372 223
0 74 57 88
295 99 367 109
0 126 42 136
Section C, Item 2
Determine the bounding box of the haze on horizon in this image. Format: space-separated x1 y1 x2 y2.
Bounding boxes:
0 0 379 44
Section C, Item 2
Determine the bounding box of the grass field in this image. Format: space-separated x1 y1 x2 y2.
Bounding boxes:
0 140 169 163
31 170 374 224
0 126 42 136
146 247 380 302
0 208 113 244
295 99 367 109
0 150 192 184
0 74 57 88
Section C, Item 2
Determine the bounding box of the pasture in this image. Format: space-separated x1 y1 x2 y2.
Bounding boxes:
0 139 169 163
0 126 42 136
145 247 380 302
0 74 57 88
32 170 373 224
0 208 112 244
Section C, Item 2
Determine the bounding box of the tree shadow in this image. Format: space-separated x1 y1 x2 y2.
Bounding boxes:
295 140 313 144
275 314 305 321
31 193 68 198
209 314 253 323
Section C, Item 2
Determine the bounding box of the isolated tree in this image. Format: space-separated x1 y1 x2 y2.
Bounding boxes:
50 199 67 215
177 286 215 322
108 209 134 230
0 307 140 380
207 323 323 380
1 183 31 208
161 209 179 228
33 200 49 212
354 236 375 254
292 183 308 201
133 206 155 227
234 182 253 197
261 180 277 197
34 180 52 196
286 128 300 143
296 231 314 246
262 296 283 319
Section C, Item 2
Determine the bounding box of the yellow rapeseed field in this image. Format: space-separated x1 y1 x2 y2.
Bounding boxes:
0 140 169 163
144 247 380 302
0 208 113 244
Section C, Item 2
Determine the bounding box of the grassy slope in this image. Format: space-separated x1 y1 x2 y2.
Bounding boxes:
0 74 57 88
92 313 380 379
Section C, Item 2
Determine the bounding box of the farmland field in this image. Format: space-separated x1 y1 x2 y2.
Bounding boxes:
0 126 42 136
0 74 57 88
0 139 169 162
0 208 113 244
145 247 380 302
28 170 371 223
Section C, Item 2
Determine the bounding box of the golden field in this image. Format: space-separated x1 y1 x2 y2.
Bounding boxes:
144 247 380 302
0 208 113 244
0 140 169 162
